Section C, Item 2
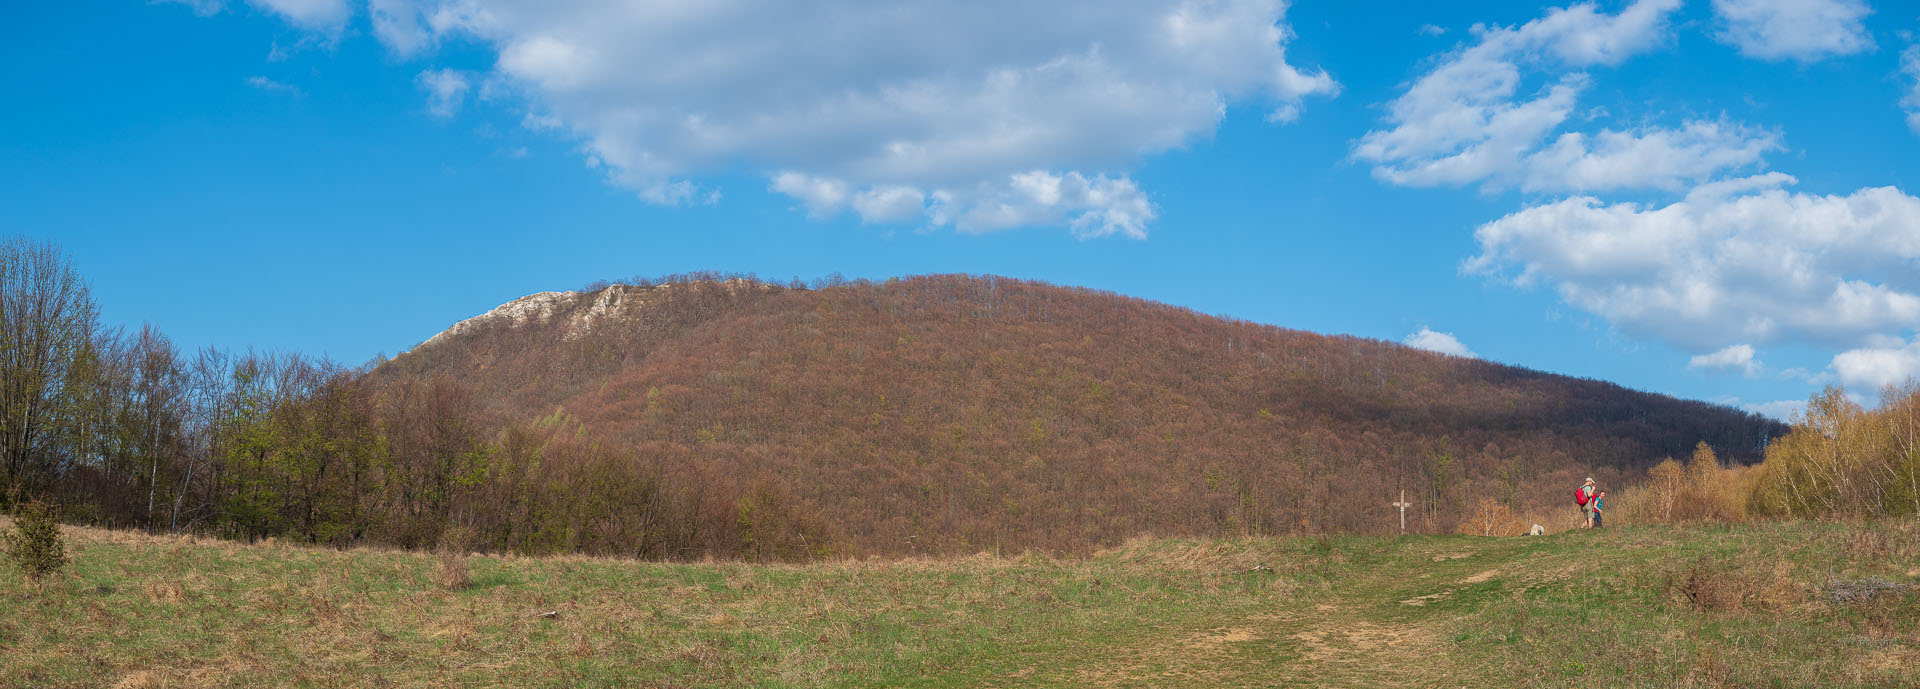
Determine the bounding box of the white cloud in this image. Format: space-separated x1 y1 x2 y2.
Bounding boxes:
1419 24 1447 37
1863 333 1909 348
1743 398 1805 422
1688 343 1761 377
1404 327 1477 358
1777 366 1835 385
1832 337 1920 391
1521 120 1781 193
415 68 470 118
248 0 352 33
244 75 303 97
1710 0 1873 62
1902 44 1920 134
343 0 1335 236
1467 173 1920 352
1355 0 1778 194
937 171 1157 239
850 186 927 225
170 0 352 34
160 0 225 17
370 0 433 56
774 169 1154 237
768 173 849 220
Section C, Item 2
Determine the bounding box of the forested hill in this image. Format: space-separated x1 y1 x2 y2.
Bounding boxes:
370 274 1786 555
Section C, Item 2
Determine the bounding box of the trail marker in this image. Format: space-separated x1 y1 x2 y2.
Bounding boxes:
1391 489 1414 534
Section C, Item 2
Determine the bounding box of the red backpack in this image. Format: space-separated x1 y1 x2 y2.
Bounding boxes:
1573 487 1591 506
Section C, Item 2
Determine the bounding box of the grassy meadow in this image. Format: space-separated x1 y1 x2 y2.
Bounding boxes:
3 518 1917 688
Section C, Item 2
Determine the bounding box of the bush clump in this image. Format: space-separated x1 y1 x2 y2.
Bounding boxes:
4 497 70 584
433 525 473 591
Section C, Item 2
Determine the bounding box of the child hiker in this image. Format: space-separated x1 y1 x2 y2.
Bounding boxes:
1592 490 1606 528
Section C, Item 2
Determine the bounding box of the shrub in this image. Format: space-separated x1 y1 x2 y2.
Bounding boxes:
1666 555 1802 614
1669 557 1751 613
4 497 70 583
736 477 832 562
1681 443 1748 522
1615 443 1755 526
1454 497 1527 537
433 525 473 591
433 551 472 591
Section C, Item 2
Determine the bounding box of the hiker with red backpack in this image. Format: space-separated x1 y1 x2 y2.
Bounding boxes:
1575 477 1597 528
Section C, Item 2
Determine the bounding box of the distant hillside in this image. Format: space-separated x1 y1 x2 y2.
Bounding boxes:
373 275 1785 555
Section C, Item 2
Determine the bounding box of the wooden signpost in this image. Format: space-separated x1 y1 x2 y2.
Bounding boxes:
1391 489 1414 534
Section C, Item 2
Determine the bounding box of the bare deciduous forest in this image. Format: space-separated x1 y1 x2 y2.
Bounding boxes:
4 238 1788 560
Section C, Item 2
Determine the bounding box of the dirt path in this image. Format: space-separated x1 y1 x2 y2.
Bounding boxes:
1056 598 1453 688
1051 539 1548 688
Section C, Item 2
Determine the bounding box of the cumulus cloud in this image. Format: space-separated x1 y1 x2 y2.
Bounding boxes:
1710 0 1873 62
1902 44 1920 134
1831 338 1920 391
337 0 1335 236
1688 344 1761 377
1355 0 1778 194
850 186 928 225
772 170 1159 238
1521 121 1781 193
1466 173 1920 352
415 68 470 118
1404 327 1477 358
938 172 1157 239
768 173 850 220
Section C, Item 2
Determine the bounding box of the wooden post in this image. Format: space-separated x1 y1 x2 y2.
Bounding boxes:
1391 489 1414 534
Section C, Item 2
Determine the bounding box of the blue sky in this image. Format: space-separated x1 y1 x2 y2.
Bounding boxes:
6 0 1920 421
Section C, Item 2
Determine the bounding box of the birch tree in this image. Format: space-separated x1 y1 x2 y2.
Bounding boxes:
0 237 98 492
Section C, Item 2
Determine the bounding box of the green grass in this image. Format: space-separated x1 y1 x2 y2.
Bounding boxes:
2 520 1916 687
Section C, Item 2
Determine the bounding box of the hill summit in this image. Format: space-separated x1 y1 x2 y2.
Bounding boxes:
377 274 1784 555
417 278 775 349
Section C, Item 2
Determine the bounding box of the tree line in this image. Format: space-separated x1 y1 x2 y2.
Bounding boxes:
1596 383 1920 529
1748 385 1920 519
2 238 822 560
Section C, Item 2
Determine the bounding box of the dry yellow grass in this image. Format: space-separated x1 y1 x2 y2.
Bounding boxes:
2 519 1914 688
